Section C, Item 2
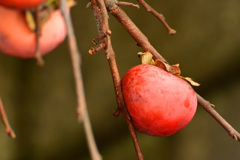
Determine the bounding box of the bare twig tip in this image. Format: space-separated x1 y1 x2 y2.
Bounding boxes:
233 135 238 141
230 133 238 141
89 43 107 55
169 29 177 35
5 128 16 138
86 2 92 8
116 1 140 9
107 29 112 35
210 103 215 108
89 48 96 55
138 0 175 36
0 99 16 139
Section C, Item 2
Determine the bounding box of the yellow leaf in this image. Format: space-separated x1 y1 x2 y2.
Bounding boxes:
138 52 155 65
25 11 36 31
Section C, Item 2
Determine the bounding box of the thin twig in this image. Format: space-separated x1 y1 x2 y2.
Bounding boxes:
107 43 144 160
92 30 112 45
197 94 240 141
95 0 110 56
116 1 140 9
89 43 107 55
0 98 16 138
34 6 45 66
92 0 144 159
137 0 176 35
59 1 102 160
107 0 240 143
86 2 92 8
107 48 144 160
107 2 168 63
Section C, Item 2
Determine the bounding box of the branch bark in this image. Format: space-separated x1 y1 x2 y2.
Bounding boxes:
60 1 102 160
91 0 144 159
34 6 45 66
197 94 240 141
116 1 139 9
106 1 240 142
136 0 176 35
107 2 168 64
89 0 240 159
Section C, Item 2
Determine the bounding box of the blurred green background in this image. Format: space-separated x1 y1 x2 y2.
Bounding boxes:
0 0 240 159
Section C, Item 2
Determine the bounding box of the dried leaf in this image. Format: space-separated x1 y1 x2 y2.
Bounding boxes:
137 51 199 87
138 52 155 65
155 59 166 70
170 64 181 76
155 59 178 74
155 60 172 72
179 76 200 86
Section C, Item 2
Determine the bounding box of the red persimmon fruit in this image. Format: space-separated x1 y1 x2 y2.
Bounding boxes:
0 5 66 58
122 64 197 136
0 0 47 9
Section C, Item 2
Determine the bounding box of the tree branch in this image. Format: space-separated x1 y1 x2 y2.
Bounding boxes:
197 94 240 141
60 1 102 160
106 1 240 142
116 1 140 9
136 0 176 35
91 0 144 159
107 2 168 64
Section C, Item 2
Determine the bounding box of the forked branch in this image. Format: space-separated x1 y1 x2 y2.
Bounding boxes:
106 1 240 142
106 1 168 64
89 0 240 159
91 0 144 159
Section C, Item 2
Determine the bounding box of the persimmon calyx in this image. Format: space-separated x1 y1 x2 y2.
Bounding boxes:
137 52 200 86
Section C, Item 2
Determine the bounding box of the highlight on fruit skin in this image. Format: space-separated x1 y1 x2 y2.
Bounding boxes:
121 64 197 136
0 0 47 9
0 5 67 58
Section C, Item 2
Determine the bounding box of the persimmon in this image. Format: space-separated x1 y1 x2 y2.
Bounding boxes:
0 0 47 9
0 5 66 58
122 64 197 136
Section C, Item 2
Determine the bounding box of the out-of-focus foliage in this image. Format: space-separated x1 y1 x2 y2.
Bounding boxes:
0 0 240 160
